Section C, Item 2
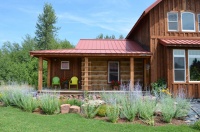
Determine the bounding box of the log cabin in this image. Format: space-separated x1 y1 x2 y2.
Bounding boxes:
30 0 200 98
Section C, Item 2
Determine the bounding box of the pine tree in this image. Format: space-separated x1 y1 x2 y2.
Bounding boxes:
35 3 59 50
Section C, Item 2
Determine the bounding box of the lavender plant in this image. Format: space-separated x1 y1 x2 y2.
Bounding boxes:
120 93 138 122
138 97 156 126
160 96 176 123
40 93 60 115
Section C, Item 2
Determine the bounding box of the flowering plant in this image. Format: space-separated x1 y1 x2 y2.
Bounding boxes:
111 80 121 86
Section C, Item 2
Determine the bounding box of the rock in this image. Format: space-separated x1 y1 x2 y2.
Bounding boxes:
185 120 191 123
61 104 71 114
70 105 80 113
92 95 97 100
33 107 41 112
88 100 105 106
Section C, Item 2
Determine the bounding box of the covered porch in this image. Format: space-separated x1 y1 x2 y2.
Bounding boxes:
30 39 152 92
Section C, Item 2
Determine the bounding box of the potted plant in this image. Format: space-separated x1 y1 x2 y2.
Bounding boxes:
111 80 121 90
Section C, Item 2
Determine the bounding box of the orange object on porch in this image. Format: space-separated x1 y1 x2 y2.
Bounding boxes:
69 76 78 89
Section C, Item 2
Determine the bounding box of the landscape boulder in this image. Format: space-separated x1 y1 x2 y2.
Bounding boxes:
61 104 71 114
70 105 80 113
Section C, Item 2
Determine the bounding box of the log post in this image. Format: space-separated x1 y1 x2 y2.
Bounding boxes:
130 57 134 91
144 59 147 88
84 57 88 91
47 59 51 88
38 57 43 91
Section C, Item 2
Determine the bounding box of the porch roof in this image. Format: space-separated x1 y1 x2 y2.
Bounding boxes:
30 39 152 57
159 38 200 47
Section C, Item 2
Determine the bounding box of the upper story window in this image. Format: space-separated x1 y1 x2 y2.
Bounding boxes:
167 12 178 31
181 12 195 32
198 14 200 31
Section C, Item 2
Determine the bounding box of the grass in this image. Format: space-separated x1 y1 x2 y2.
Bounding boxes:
0 106 198 132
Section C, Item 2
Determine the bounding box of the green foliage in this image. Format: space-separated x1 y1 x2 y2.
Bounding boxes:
82 103 100 119
66 99 82 107
151 78 167 95
120 96 138 122
191 120 200 131
174 97 190 118
97 104 107 117
0 88 12 106
96 34 124 39
40 93 60 115
0 107 197 132
35 3 59 50
106 103 120 123
0 84 38 112
20 94 38 112
160 96 176 123
138 98 156 126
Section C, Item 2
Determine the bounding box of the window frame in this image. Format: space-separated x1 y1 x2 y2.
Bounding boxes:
167 12 179 31
181 12 195 32
108 61 119 83
61 61 70 70
188 50 200 82
173 49 186 83
198 14 200 32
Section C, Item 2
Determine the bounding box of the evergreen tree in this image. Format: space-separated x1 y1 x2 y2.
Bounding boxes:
35 3 59 50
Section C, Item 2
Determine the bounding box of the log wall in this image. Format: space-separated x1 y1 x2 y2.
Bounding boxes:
81 58 144 91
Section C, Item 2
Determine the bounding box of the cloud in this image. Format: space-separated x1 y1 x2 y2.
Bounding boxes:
58 11 134 34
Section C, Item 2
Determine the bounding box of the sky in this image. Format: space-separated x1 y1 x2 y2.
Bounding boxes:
0 0 155 47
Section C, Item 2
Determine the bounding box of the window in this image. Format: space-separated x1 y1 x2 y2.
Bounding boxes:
167 12 178 31
181 12 195 31
108 61 119 83
173 50 186 82
61 61 69 69
188 50 200 81
198 14 200 31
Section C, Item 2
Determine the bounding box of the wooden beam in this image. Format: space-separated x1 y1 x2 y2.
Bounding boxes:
47 59 51 88
130 57 134 91
38 57 43 91
84 57 88 91
144 59 147 88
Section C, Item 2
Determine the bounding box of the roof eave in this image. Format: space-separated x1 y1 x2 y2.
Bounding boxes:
126 0 162 39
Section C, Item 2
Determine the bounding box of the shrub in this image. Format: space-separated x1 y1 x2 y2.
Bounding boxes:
138 98 156 126
1 89 12 106
66 99 82 107
151 78 166 95
106 102 120 123
191 120 200 131
97 104 107 117
160 96 176 123
120 96 138 122
174 96 190 118
20 94 38 112
40 93 60 115
81 103 100 119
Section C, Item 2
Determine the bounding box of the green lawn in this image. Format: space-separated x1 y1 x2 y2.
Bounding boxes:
0 106 197 132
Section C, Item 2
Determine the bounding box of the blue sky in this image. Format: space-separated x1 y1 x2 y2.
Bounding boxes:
0 0 155 47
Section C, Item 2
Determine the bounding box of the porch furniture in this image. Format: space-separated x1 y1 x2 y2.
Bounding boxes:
69 76 78 89
52 76 61 89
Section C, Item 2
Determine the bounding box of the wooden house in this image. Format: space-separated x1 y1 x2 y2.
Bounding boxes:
30 0 200 98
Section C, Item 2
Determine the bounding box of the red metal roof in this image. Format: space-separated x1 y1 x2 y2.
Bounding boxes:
159 39 200 47
126 0 162 39
30 39 152 57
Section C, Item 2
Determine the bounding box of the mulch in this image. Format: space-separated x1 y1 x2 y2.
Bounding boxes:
94 116 186 126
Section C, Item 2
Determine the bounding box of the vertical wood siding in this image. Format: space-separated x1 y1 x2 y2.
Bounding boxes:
50 57 81 89
129 0 200 98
